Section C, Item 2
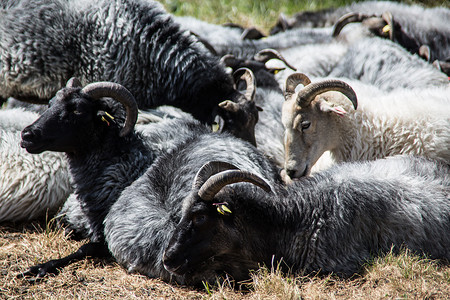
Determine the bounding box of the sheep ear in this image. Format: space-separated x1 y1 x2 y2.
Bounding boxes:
212 114 224 133
66 77 82 88
219 100 239 113
319 101 347 116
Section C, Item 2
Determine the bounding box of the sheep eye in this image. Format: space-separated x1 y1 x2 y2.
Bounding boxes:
192 214 207 227
301 121 311 130
73 110 82 115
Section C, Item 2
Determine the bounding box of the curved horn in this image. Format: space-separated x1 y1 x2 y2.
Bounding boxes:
277 13 289 32
284 73 311 100
198 170 272 201
66 77 82 88
254 49 297 71
220 54 238 68
233 68 256 101
381 11 394 41
193 161 240 190
296 79 358 109
332 12 373 37
81 82 138 137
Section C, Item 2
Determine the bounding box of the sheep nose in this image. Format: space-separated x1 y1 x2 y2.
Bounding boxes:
21 126 37 142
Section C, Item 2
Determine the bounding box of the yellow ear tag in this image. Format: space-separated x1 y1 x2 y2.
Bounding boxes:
212 122 220 132
101 112 115 126
273 69 280 75
101 116 110 126
104 111 115 120
382 25 391 34
216 204 232 215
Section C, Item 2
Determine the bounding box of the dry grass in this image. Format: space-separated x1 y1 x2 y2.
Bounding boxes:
1 219 449 299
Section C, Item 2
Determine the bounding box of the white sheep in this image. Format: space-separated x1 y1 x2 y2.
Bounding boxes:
282 73 450 179
0 108 72 222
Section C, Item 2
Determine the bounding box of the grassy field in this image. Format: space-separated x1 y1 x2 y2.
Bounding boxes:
159 0 449 33
2 0 450 299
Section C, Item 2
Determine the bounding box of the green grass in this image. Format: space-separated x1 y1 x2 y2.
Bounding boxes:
159 0 449 33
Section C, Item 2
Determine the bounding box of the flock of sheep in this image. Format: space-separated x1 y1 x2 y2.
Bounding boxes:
1 0 449 287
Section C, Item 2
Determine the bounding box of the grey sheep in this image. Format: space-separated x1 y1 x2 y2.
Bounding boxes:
0 0 243 124
104 130 282 284
163 155 450 285
327 37 449 91
275 36 448 93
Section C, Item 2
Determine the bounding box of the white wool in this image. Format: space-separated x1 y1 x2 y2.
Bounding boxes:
0 110 72 222
334 86 450 163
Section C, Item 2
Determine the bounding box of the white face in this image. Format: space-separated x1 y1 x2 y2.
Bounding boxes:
281 97 335 179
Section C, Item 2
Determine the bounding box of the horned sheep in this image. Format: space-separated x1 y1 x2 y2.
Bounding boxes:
282 73 450 179
18 78 282 282
103 130 282 284
0 0 246 124
163 156 450 285
18 78 211 278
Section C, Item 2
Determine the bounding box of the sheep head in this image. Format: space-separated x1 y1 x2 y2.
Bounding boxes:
221 49 296 89
163 161 271 283
332 11 394 40
282 73 357 179
21 78 138 154
217 68 262 147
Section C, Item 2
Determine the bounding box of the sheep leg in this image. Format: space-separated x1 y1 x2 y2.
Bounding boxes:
17 242 110 283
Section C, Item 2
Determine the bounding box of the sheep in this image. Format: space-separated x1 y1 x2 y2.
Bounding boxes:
272 36 448 93
215 56 289 165
0 108 71 222
270 1 449 35
331 9 450 72
18 77 282 281
327 37 449 91
270 7 340 34
214 68 260 147
216 49 296 151
163 155 450 285
18 78 211 279
103 131 282 284
0 0 246 124
281 73 450 179
269 1 450 74
218 51 383 173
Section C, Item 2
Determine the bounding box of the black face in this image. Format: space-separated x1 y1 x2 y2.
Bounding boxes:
163 199 237 278
20 88 101 154
163 201 216 275
218 98 259 147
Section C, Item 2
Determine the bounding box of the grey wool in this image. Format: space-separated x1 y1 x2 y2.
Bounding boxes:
0 0 236 123
163 155 450 284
